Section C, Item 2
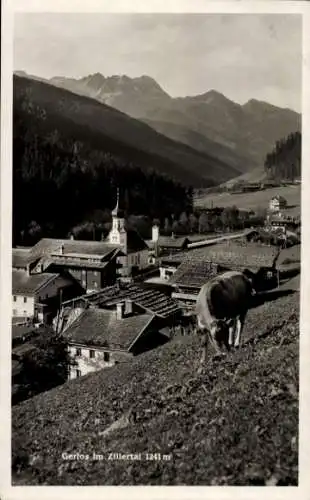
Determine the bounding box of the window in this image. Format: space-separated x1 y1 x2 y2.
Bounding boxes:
13 296 16 302
89 350 95 359
76 348 82 356
82 280 86 288
93 281 98 288
23 297 27 303
104 352 110 362
76 369 81 378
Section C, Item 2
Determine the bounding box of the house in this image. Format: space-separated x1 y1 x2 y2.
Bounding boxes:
56 282 182 332
168 261 229 308
161 241 280 295
31 242 123 293
269 195 288 212
56 281 183 378
26 237 125 293
12 269 82 324
158 257 181 281
146 224 190 260
62 306 170 379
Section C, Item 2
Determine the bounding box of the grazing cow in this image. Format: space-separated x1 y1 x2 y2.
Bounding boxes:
196 270 254 367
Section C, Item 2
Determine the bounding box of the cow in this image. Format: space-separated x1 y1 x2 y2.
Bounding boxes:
196 270 254 369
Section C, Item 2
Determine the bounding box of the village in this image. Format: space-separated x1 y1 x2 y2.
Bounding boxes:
11 188 301 400
6 8 304 489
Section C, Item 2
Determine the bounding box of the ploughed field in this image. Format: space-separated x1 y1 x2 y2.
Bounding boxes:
195 185 301 215
12 283 299 485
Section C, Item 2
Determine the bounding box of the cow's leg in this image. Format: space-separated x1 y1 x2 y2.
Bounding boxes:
197 330 209 374
209 322 224 357
234 312 246 348
228 318 236 347
200 332 208 364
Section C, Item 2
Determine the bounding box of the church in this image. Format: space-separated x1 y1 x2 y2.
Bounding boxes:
107 188 149 278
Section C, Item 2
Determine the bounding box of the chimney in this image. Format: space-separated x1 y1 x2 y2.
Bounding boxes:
116 302 124 320
152 224 159 243
70 233 74 240
124 298 133 316
60 244 64 255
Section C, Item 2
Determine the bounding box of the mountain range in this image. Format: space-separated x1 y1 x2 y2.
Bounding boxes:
48 72 301 170
13 74 240 188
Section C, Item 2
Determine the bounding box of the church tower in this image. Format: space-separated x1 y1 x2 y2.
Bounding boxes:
108 188 127 250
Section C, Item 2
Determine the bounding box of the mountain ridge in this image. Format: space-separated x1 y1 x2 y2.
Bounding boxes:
14 74 239 187
43 71 301 168
14 70 301 174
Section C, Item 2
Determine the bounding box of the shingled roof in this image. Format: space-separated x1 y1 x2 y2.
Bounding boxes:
62 308 154 350
146 236 189 250
30 239 120 259
12 270 60 296
162 241 279 272
125 229 148 253
76 283 182 318
169 261 228 289
42 256 111 271
12 248 37 269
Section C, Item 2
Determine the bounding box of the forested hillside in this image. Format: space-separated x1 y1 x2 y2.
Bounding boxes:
264 132 301 181
13 76 211 245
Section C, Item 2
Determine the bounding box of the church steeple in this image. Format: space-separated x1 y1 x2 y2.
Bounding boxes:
112 187 120 217
109 187 126 246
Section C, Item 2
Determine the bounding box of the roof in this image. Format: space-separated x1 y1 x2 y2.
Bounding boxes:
12 323 35 340
63 308 154 350
12 269 60 296
146 236 189 250
12 248 36 269
30 238 121 259
111 188 122 217
12 343 37 359
125 229 148 253
43 256 111 270
162 241 279 271
70 283 181 318
169 261 228 289
30 235 147 258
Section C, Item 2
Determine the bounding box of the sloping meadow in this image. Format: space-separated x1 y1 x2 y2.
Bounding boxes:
12 289 299 485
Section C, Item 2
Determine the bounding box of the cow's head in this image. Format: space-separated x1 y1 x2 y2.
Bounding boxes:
212 319 231 346
198 318 230 352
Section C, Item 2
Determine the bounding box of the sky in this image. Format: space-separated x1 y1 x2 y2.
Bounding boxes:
14 13 302 112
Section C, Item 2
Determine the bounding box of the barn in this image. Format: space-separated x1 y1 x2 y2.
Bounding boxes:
164 240 280 310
